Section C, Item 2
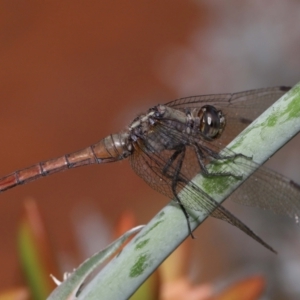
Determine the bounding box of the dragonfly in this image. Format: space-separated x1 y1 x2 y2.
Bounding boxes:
1 86 299 253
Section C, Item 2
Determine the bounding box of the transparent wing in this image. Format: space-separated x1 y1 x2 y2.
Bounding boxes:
166 86 291 146
129 121 278 252
134 118 300 220
129 112 300 250
166 86 300 219
230 165 300 220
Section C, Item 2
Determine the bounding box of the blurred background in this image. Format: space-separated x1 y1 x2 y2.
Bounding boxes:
1 1 300 299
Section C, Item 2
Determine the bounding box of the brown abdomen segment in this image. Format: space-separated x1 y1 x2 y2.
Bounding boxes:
0 134 127 193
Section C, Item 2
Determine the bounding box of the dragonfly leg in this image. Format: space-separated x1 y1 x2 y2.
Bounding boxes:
201 144 252 161
162 148 183 175
192 143 243 179
166 147 195 238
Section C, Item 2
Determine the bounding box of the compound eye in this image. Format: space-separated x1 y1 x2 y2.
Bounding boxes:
198 105 225 139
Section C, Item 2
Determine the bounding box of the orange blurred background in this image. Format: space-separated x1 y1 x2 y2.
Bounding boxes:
1 1 300 299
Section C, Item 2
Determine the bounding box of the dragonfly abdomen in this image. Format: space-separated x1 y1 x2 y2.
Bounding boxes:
0 150 95 192
0 133 131 193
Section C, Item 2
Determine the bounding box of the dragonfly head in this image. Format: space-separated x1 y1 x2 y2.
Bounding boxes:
198 105 226 140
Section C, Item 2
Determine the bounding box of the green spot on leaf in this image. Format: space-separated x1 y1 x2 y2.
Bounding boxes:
265 114 279 127
135 239 149 250
285 87 300 119
130 254 150 277
202 175 235 195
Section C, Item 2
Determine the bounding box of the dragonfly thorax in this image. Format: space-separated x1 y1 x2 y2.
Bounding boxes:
154 104 226 141
128 104 226 154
